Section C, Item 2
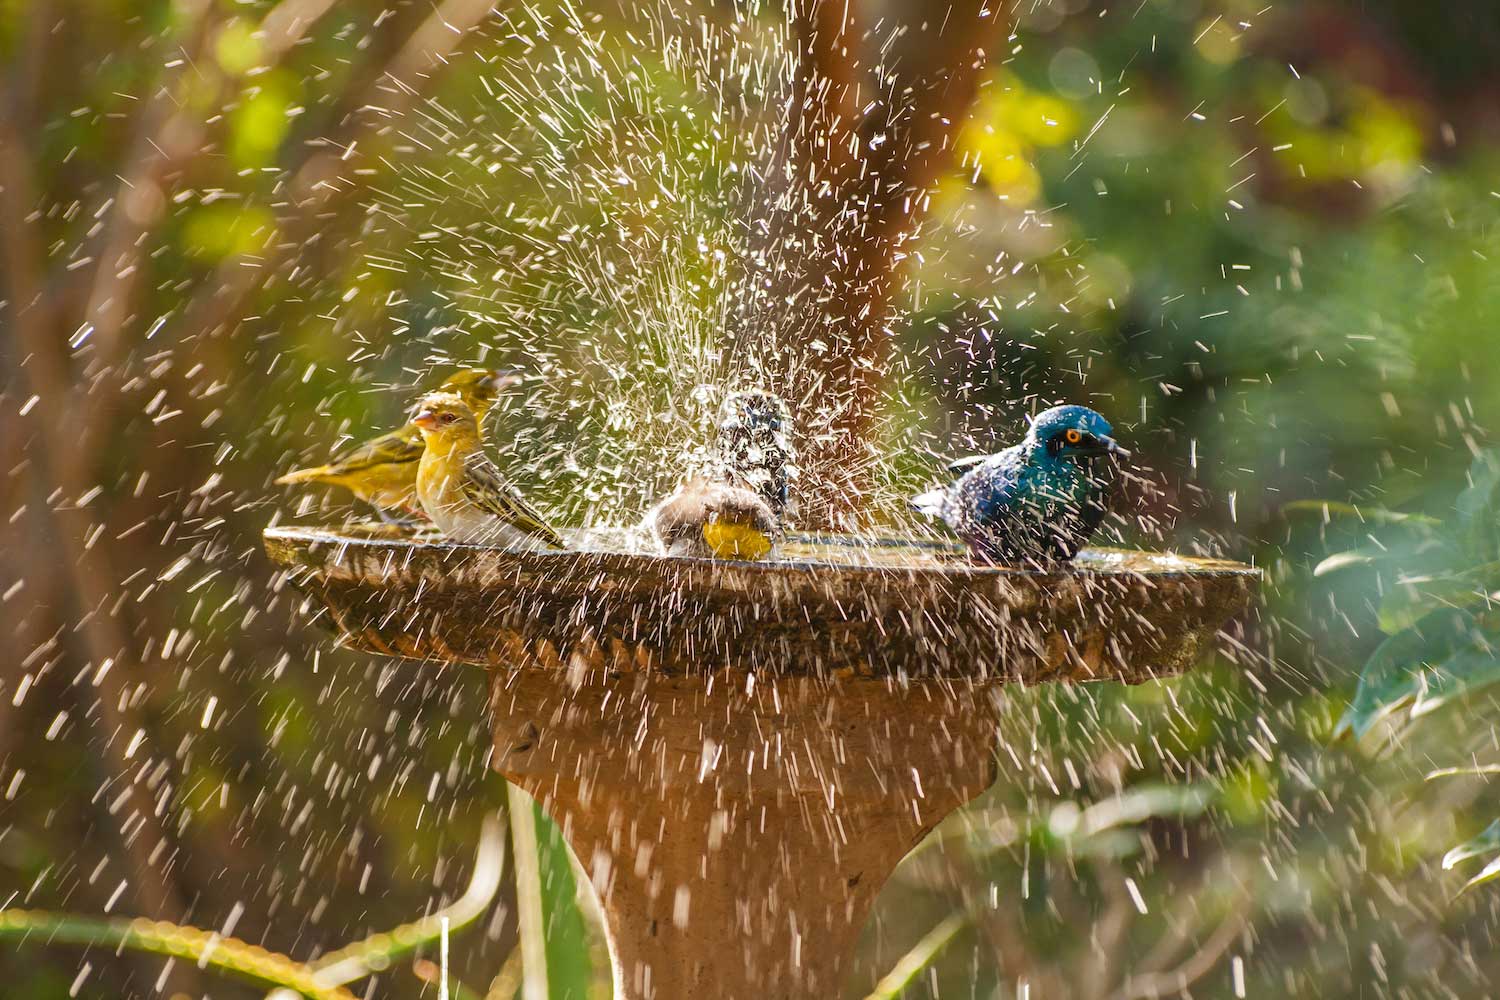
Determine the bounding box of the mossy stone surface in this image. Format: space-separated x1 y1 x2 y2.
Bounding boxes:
264 522 1258 682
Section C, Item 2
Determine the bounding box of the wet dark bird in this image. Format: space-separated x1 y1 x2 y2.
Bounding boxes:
911 405 1128 564
647 390 795 560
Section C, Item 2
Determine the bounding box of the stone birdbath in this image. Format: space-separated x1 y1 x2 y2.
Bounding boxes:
263 523 1257 999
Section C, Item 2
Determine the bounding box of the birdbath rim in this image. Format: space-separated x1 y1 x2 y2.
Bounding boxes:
264 521 1259 682
264 521 1259 576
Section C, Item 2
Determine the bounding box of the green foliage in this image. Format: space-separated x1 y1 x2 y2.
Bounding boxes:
1305 454 1500 731
1333 608 1483 737
1303 453 1500 891
1306 454 1500 737
533 806 596 1000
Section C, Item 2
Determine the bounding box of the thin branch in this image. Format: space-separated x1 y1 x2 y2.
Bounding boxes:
861 912 969 1000
309 812 506 986
1081 866 1138 1000
1107 897 1251 1000
0 909 357 1000
1131 864 1240 978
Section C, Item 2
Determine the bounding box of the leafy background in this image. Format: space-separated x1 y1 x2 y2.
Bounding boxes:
3 0 1500 997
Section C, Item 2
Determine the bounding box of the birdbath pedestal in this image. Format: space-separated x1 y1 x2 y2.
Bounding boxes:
264 525 1257 999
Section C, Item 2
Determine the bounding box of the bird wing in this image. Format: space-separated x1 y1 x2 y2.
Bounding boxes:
460 452 564 547
276 425 423 485
911 454 996 518
333 424 425 470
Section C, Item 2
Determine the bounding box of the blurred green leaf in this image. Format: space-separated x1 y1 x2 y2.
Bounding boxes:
1442 820 1500 870
1334 608 1478 738
182 203 275 260
861 913 969 1000
1282 500 1443 528
507 785 593 1000
1041 783 1216 859
1456 451 1500 562
1378 563 1500 633
229 71 296 166
534 804 594 1000
1411 640 1500 717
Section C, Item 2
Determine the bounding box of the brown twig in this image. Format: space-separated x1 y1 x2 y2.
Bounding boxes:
1081 865 1139 1000
1107 896 1251 1000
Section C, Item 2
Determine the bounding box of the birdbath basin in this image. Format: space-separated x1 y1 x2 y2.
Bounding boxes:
264 523 1258 999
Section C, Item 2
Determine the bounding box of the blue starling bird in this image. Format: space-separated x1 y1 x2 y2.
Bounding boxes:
647 390 795 560
911 405 1129 565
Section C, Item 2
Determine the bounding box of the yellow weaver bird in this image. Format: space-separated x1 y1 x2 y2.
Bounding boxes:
645 390 793 561
411 391 563 549
275 368 522 518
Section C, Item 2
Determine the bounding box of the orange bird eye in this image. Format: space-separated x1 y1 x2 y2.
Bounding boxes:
1065 429 1083 444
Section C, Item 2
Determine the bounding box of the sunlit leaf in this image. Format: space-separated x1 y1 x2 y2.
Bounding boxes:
1281 500 1443 528
1443 820 1500 870
1312 546 1394 577
1427 765 1500 780
862 913 969 1000
1411 642 1500 718
1460 854 1500 894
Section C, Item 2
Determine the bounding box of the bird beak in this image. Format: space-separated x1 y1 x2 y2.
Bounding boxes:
412 408 439 430
1099 436 1131 459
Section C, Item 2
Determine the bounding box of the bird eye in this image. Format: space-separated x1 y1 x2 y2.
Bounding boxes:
440 412 458 424
1065 429 1083 445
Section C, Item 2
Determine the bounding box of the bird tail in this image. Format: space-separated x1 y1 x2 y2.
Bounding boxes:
274 466 335 486
909 489 946 518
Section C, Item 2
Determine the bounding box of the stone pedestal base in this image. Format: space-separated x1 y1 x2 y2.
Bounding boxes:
489 668 1001 999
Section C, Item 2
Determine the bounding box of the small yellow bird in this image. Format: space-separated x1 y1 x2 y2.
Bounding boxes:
275 368 522 517
645 390 792 561
411 391 564 549
648 478 777 559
